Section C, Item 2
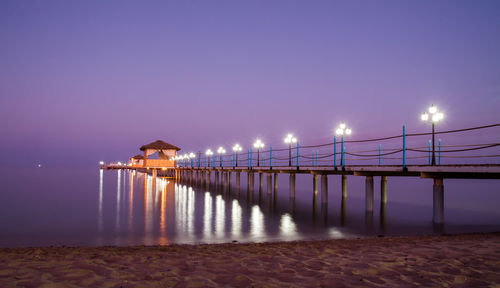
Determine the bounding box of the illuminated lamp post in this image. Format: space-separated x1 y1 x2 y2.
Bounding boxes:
189 152 195 168
253 139 264 167
421 105 444 166
206 149 213 167
284 134 297 167
217 147 226 167
233 144 242 167
335 123 352 168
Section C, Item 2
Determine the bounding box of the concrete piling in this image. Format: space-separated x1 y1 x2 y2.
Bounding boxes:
433 178 444 224
259 173 263 192
273 173 278 193
342 175 347 199
236 172 241 191
365 176 374 213
313 174 318 196
289 173 296 198
381 176 387 205
267 173 272 194
321 175 328 204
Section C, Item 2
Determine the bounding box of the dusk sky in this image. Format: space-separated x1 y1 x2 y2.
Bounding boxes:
1 0 499 166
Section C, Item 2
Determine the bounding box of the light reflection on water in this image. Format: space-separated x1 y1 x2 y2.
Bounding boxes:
232 200 242 238
0 167 499 247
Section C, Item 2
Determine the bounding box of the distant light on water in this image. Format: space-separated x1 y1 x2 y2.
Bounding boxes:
280 213 297 238
328 228 345 239
231 200 242 238
250 205 264 239
204 192 212 240
215 195 225 237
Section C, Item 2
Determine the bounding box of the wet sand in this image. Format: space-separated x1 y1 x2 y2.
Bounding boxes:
1 233 499 287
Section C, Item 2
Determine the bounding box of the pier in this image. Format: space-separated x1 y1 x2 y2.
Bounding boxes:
101 123 500 225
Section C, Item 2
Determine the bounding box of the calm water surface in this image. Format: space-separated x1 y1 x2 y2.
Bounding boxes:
0 166 499 247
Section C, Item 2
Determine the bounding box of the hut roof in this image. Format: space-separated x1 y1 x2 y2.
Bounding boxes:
140 140 181 151
131 154 144 159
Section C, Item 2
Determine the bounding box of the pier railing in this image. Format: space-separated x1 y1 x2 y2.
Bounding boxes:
177 123 500 169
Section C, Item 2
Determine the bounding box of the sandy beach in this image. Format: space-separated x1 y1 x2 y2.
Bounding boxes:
1 233 499 287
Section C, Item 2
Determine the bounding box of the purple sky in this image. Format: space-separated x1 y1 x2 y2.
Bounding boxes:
1 0 499 166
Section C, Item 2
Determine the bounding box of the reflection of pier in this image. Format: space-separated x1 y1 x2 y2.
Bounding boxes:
102 164 500 226
170 165 500 225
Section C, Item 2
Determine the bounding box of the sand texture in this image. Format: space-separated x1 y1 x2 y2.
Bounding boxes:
0 233 499 287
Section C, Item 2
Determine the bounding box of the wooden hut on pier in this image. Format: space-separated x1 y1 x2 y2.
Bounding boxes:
130 154 144 167
140 140 181 168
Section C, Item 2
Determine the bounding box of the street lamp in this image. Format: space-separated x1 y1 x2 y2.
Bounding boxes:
253 139 264 167
233 144 242 167
217 147 226 167
183 154 188 167
189 152 196 167
284 133 297 166
206 149 213 167
421 105 444 166
335 123 352 168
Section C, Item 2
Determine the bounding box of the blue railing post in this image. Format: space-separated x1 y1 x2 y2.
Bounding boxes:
334 136 337 170
379 144 382 166
296 142 300 168
341 136 345 168
403 125 407 169
428 140 432 165
250 149 253 168
438 139 442 165
270 146 273 168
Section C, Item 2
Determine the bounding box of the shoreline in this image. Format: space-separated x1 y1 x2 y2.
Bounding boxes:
1 232 499 287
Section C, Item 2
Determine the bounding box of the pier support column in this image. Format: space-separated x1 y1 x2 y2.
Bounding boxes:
236 172 241 191
267 173 272 194
313 174 318 196
433 178 444 224
321 175 328 204
273 173 278 193
341 175 347 199
381 176 387 205
380 176 388 230
259 173 264 192
152 169 157 193
206 171 211 188
365 176 374 213
248 172 254 193
289 173 296 199
228 172 232 189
